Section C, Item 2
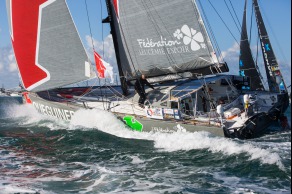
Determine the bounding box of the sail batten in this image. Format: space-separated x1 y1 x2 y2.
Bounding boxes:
253 0 286 92
7 0 91 92
239 0 264 91
109 0 224 80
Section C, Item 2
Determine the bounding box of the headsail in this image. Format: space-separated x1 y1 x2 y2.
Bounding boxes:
239 0 264 90
107 0 228 81
6 0 91 92
253 0 286 92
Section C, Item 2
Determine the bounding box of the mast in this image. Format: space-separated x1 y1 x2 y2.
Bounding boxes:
239 0 264 91
253 0 286 92
104 0 229 83
103 0 128 96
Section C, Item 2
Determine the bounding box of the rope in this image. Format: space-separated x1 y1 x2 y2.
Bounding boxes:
258 0 289 64
249 2 254 45
84 0 109 110
85 0 95 51
224 0 241 34
194 0 219 64
198 0 223 62
140 0 177 67
99 0 105 57
206 0 240 47
228 0 242 28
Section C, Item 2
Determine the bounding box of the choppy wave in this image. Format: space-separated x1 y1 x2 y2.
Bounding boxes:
0 102 291 193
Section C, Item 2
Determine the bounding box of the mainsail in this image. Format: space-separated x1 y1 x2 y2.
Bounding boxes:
253 0 286 92
106 0 228 81
6 0 91 92
239 0 264 91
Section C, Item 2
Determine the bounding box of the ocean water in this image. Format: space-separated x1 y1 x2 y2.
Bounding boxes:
0 97 291 194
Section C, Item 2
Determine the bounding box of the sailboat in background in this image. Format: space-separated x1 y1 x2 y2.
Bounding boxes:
238 0 264 91
234 0 290 134
6 0 289 139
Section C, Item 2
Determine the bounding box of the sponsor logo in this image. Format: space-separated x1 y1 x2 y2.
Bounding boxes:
146 109 153 117
145 108 164 120
239 60 244 67
137 25 206 56
163 108 174 115
261 42 279 77
32 102 74 121
239 70 246 77
123 116 143 132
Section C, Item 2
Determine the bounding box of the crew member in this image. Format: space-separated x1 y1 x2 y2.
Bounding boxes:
135 74 154 108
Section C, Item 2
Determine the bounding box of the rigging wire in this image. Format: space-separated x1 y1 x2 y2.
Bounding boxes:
100 0 105 57
84 0 108 110
198 0 223 62
192 0 218 65
258 0 289 66
255 35 267 89
118 1 144 78
249 4 265 86
206 0 240 46
240 0 265 87
140 0 177 68
249 1 254 45
224 0 241 34
228 0 242 28
85 0 95 52
114 10 139 79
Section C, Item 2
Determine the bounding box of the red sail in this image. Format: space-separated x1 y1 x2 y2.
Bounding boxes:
10 0 50 90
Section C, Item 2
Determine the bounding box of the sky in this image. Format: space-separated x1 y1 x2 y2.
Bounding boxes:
0 0 291 91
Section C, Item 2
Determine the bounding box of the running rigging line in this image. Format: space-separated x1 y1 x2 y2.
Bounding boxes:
206 0 240 46
224 0 241 34
228 0 242 29
99 0 105 57
85 0 95 52
197 0 223 62
258 0 289 66
249 2 254 45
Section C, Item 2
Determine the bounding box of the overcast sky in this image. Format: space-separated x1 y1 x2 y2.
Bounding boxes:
0 0 291 91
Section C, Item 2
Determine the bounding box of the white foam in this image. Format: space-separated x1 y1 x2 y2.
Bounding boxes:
4 103 69 130
130 155 145 164
70 108 127 132
4 104 286 169
68 108 285 169
0 185 38 194
212 172 285 194
79 174 108 194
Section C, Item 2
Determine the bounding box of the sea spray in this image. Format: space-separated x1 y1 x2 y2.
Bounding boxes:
0 103 290 193
68 108 285 168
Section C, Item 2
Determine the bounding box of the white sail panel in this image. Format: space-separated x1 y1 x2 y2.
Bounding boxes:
110 0 218 79
7 0 91 92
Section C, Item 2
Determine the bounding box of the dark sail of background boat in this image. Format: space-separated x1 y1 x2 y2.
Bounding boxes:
239 0 264 91
253 0 286 92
